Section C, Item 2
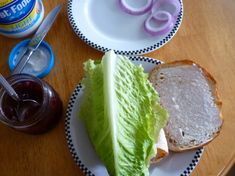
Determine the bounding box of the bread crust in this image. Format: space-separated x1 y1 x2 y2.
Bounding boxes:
149 60 223 152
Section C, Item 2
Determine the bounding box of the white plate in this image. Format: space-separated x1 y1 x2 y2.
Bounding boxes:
67 0 184 55
65 56 203 176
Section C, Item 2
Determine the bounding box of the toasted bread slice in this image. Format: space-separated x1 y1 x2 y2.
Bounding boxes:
149 60 223 152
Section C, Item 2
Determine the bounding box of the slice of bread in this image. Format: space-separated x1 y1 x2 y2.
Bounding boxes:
149 60 223 152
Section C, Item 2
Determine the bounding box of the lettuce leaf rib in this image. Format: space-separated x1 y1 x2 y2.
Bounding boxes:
103 51 119 175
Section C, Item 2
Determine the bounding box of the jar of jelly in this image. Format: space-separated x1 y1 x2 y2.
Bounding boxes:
0 74 62 134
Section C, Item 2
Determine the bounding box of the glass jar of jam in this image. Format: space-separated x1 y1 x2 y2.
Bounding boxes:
0 74 62 134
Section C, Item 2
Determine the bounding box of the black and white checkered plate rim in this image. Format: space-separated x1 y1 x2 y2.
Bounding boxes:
65 56 203 176
67 0 184 56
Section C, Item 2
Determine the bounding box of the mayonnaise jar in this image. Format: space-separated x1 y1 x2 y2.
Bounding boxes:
0 0 44 38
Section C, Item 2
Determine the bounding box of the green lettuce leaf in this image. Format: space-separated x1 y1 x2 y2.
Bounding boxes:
79 51 168 176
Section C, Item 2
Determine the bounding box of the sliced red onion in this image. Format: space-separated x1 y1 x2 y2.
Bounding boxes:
119 0 153 15
151 0 181 18
144 10 174 36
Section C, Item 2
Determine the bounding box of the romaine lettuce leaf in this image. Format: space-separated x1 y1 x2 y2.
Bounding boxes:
79 51 168 176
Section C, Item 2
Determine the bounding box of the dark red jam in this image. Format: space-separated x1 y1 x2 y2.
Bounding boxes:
0 74 62 134
2 81 43 122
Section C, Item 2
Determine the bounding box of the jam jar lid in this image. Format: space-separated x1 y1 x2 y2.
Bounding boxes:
8 39 54 78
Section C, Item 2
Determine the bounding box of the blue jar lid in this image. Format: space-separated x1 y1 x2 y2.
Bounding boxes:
8 39 54 78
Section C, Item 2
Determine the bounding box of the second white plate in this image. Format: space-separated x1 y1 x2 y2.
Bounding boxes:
67 0 183 55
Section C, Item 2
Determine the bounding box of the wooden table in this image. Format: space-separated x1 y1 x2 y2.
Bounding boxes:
0 0 234 175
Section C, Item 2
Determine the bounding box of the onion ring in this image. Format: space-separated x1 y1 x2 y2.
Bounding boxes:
118 0 153 15
118 0 181 36
144 10 174 36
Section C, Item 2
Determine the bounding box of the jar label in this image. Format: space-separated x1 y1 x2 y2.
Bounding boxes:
0 0 43 34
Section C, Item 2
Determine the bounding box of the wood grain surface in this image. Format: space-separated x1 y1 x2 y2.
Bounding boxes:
0 0 234 175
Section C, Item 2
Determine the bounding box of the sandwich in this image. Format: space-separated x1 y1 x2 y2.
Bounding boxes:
78 52 223 176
